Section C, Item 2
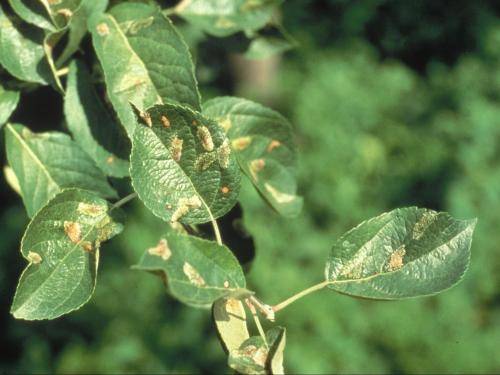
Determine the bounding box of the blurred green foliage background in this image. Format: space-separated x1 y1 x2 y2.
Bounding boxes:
1 0 500 373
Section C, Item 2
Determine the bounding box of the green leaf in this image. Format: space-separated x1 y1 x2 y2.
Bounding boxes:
11 188 122 320
133 232 247 306
174 0 283 37
203 96 302 217
0 5 53 85
89 3 200 136
65 60 130 177
0 84 20 127
8 0 56 31
110 3 201 109
325 207 477 299
130 103 240 224
244 26 295 60
213 298 250 353
57 0 108 65
8 0 82 30
5 124 117 218
42 0 83 29
228 327 286 375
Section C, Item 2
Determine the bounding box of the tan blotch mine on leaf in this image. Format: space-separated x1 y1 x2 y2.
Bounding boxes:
64 221 81 244
78 202 106 217
267 140 281 153
183 262 206 287
197 126 214 151
224 280 230 288
148 239 171 261
97 23 110 36
161 115 170 128
56 8 73 18
264 183 296 204
219 117 232 131
221 186 230 194
249 159 265 181
194 152 217 171
412 212 437 240
27 251 42 264
388 245 406 272
232 136 252 150
171 195 202 222
106 155 114 164
170 136 183 162
217 139 231 169
215 16 235 29
81 241 93 253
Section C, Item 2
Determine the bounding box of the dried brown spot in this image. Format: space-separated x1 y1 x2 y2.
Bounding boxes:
148 239 171 260
183 262 206 287
64 221 81 244
191 120 198 126
170 136 183 162
139 111 152 127
388 245 406 272
267 140 281 153
78 202 106 217
97 23 110 36
221 186 230 194
27 251 42 264
232 136 252 150
161 115 170 128
106 155 114 164
197 126 214 151
81 241 93 253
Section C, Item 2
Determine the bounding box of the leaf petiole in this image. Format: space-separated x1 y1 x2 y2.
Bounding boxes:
272 280 330 313
245 298 268 347
110 192 138 211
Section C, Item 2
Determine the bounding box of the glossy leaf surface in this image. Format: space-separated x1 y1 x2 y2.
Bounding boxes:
65 60 130 177
326 207 477 299
11 189 122 320
5 124 117 218
0 6 52 85
8 0 55 31
57 0 108 65
89 3 200 136
130 103 240 224
133 232 246 306
203 96 302 217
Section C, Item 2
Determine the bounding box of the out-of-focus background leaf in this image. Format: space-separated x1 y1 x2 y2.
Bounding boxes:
1 0 500 373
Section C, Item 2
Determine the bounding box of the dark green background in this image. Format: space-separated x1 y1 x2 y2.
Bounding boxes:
1 0 500 373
